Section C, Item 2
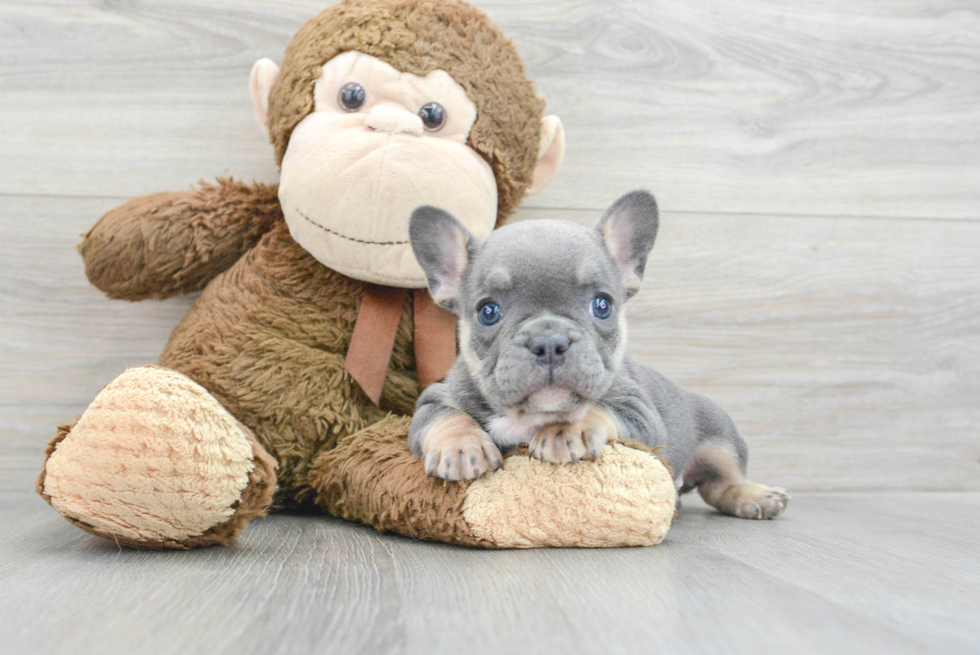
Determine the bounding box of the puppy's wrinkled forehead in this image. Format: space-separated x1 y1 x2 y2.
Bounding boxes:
465 220 619 304
409 189 658 317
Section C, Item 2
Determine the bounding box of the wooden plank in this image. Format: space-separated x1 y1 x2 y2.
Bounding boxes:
2 491 978 654
707 492 980 650
1 0 978 218
2 196 978 492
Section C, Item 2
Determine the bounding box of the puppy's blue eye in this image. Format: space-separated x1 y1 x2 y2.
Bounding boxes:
591 295 613 319
477 302 501 326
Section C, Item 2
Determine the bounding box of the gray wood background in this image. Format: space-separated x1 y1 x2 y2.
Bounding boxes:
4 491 979 655
2 0 977 493
3 2 980 654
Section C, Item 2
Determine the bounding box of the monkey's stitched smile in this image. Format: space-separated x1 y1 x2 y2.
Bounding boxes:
274 47 551 287
294 207 408 246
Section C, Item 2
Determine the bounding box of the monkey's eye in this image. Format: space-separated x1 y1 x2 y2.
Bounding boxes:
477 301 501 326
590 295 613 320
338 83 366 112
419 102 446 131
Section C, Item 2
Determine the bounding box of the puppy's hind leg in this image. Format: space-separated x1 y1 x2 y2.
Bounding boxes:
685 438 789 520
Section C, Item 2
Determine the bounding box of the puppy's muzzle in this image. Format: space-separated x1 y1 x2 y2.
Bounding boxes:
529 333 569 368
520 316 579 371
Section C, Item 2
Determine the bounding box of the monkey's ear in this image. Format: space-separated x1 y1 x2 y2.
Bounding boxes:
526 115 565 196
409 206 475 313
596 190 659 298
249 58 280 138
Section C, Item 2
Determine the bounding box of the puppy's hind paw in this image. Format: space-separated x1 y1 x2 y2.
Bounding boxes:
732 485 789 520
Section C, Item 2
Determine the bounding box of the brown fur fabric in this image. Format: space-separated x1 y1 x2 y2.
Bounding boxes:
158 216 422 510
268 0 544 225
309 415 490 546
81 178 282 301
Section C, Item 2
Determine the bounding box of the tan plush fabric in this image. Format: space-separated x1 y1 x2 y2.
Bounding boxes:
269 0 545 226
40 367 272 544
462 442 677 548
38 418 278 549
276 51 498 288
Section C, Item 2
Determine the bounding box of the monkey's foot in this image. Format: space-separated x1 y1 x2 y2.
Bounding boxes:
37 366 277 549
312 418 677 548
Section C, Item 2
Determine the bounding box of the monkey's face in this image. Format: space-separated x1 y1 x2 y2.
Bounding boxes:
274 51 498 287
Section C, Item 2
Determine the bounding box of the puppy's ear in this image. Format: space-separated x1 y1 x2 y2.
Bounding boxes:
596 190 659 298
410 206 475 313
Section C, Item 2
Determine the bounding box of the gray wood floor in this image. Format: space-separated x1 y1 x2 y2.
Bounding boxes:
1 1 979 654
3 491 979 655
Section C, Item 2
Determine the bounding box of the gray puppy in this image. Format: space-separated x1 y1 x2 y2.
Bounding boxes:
407 191 788 519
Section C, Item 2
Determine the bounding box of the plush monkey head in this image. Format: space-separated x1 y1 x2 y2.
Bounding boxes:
249 0 564 287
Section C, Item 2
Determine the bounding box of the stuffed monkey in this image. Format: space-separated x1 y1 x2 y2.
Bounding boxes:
36 0 676 549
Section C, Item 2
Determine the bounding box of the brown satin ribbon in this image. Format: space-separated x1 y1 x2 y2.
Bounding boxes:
344 285 456 405
413 289 458 389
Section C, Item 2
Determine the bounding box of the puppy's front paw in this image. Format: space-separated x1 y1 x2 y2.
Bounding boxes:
530 422 592 463
422 413 503 481
529 406 617 464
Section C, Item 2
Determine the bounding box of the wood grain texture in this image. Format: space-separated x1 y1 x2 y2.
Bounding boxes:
2 491 978 655
0 0 978 218
3 197 978 493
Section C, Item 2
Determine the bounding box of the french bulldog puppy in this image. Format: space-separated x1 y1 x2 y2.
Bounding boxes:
407 191 788 519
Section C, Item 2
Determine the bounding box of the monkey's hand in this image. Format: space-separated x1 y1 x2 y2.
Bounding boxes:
80 178 281 300
529 406 618 464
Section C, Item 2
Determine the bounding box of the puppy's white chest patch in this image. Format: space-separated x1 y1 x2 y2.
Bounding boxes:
526 387 574 412
487 404 590 449
487 414 542 448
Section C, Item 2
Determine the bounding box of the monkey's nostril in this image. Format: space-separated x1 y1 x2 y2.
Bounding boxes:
365 105 424 136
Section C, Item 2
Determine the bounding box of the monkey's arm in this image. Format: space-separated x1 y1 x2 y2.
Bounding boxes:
80 178 282 300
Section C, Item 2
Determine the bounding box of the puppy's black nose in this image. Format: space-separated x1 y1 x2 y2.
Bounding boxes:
529 334 570 368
